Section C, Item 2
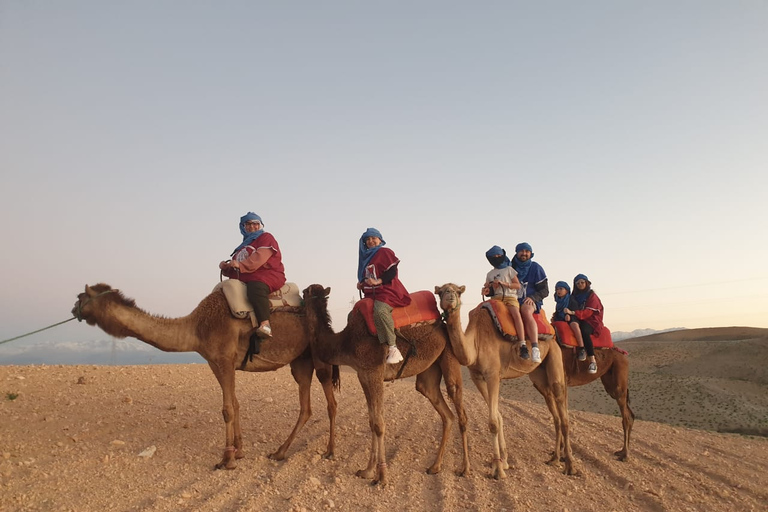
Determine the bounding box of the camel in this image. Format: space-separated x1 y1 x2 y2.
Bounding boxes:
559 343 634 461
301 284 470 486
72 283 339 470
434 283 576 478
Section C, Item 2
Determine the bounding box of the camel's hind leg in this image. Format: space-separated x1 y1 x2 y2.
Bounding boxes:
415 363 454 475
533 348 577 475
268 356 315 461
208 360 241 470
470 369 507 479
601 360 634 461
440 351 470 476
529 367 564 464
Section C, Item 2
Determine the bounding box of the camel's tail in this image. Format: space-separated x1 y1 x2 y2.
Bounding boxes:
332 364 341 392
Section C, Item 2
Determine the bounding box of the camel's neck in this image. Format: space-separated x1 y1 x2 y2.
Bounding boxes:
443 306 477 366
305 304 353 367
96 302 199 353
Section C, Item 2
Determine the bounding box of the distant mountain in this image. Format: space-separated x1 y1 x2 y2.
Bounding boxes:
0 338 205 366
611 327 686 342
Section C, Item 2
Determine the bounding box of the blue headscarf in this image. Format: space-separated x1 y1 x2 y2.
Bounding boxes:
511 242 534 281
357 227 385 282
571 274 592 308
485 245 510 269
554 281 571 318
231 212 264 256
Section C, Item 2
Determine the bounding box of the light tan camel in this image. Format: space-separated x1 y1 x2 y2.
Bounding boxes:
72 283 339 470
559 344 634 461
302 284 470 486
435 283 576 478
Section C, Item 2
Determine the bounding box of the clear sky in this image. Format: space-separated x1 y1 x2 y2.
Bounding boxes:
1 1 767 353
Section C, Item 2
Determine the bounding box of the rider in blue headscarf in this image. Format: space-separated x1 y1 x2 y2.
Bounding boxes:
357 227 385 282
553 281 572 322
510 242 549 364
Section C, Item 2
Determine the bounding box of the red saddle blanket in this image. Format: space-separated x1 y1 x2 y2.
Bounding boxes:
473 299 555 341
354 291 441 336
553 321 613 349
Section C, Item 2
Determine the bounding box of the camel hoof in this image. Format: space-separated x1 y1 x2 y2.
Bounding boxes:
267 451 286 461
455 467 470 477
356 468 376 480
235 450 245 460
614 449 629 462
214 461 237 470
426 464 441 475
322 451 335 460
492 469 508 480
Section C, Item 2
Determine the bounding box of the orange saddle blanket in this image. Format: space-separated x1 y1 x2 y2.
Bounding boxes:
553 321 614 349
354 291 441 336
473 299 555 341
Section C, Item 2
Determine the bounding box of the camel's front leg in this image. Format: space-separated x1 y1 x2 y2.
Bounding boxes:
471 370 507 479
485 375 508 479
415 365 452 475
315 363 339 459
441 355 471 477
356 377 387 484
269 358 314 461
208 361 240 470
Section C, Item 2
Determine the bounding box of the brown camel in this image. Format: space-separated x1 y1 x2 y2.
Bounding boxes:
435 283 576 478
72 283 339 470
302 284 470 486
559 344 634 461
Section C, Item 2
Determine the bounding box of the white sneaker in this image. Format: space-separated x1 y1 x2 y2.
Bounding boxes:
531 346 541 363
256 324 272 338
385 345 404 364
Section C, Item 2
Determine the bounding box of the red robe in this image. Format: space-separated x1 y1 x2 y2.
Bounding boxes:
360 247 411 308
222 232 286 292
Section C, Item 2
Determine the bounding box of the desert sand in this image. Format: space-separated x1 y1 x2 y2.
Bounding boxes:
2 327 767 512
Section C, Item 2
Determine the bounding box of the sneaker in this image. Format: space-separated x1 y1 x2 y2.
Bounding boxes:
256 324 272 338
588 361 597 374
577 348 587 361
531 345 542 363
385 345 404 364
519 344 530 360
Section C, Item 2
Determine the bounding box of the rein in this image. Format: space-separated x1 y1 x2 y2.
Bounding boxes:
0 289 116 346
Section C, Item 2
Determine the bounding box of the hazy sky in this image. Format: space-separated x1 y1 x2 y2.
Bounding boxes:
1 1 766 354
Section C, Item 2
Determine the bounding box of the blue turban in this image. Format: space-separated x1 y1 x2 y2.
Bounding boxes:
555 281 571 293
573 274 591 287
485 245 510 269
515 242 533 256
231 212 264 255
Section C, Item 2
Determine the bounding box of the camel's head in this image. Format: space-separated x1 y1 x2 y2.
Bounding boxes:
434 283 465 314
302 284 331 304
301 284 333 332
72 284 134 326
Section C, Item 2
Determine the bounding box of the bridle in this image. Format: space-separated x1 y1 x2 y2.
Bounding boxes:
74 289 117 321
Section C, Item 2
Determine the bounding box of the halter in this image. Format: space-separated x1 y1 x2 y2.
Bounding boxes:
438 288 461 322
74 289 117 321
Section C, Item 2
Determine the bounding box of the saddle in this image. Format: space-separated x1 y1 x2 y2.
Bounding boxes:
474 299 555 342
354 291 441 337
213 280 302 329
553 320 614 349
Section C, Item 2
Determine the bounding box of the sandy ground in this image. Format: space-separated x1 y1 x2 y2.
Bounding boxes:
2 337 767 512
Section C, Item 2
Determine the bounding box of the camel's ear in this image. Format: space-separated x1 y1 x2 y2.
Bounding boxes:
324 287 331 296
434 285 443 295
85 285 95 296
458 285 466 294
